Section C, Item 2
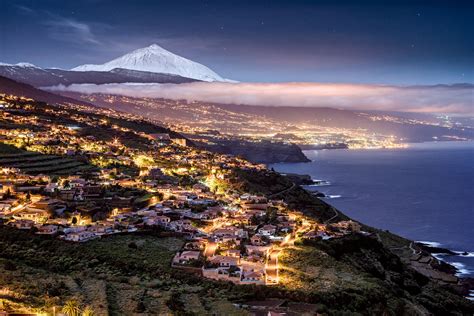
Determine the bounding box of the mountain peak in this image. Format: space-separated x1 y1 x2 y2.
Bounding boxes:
147 43 164 50
134 44 168 54
71 44 226 82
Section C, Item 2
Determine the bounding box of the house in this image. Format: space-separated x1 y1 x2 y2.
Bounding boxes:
32 198 66 213
209 255 239 268
146 215 171 227
44 182 59 193
137 209 157 217
36 225 59 235
232 214 252 225
246 245 272 256
13 207 49 223
184 241 206 250
64 231 97 242
202 262 242 282
9 219 34 230
258 224 277 236
213 227 247 239
63 226 87 234
169 219 194 232
172 250 201 265
199 209 220 220
251 234 269 246
225 249 241 258
149 133 171 141
87 224 114 235
171 138 188 147
0 201 13 213
278 222 294 233
241 269 265 285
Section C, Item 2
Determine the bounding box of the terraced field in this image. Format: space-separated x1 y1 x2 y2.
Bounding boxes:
0 144 96 175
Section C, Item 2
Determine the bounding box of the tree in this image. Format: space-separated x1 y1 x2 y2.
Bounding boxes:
71 217 78 225
4 188 11 199
62 300 80 316
82 306 95 316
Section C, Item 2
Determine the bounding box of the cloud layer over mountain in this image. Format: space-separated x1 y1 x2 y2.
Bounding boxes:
47 82 473 114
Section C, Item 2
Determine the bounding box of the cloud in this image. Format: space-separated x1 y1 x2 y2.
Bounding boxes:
46 82 474 114
15 5 35 15
44 15 101 45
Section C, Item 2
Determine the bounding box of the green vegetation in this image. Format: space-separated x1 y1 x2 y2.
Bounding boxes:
280 234 473 314
0 143 96 175
230 168 348 222
0 143 24 154
0 227 251 315
1 227 472 315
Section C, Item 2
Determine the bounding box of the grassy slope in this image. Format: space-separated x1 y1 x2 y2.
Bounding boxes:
228 168 474 314
0 143 95 175
0 228 257 315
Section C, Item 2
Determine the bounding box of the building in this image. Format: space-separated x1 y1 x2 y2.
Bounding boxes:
64 231 97 242
36 225 59 235
258 225 277 236
172 251 201 265
171 138 188 147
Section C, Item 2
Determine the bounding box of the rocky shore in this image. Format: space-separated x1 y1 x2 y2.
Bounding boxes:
415 242 474 298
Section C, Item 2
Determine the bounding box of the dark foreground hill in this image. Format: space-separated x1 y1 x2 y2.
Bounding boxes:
0 64 197 87
0 75 96 107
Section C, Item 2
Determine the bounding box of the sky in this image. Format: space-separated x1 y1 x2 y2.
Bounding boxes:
0 0 473 84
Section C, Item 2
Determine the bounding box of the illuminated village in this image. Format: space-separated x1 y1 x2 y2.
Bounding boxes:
0 93 363 289
1 0 473 313
79 94 413 150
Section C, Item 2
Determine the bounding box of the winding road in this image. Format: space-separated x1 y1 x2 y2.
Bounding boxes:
268 183 296 198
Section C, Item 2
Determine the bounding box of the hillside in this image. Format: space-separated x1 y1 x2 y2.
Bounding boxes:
0 75 96 107
0 144 96 175
0 65 197 87
0 92 472 315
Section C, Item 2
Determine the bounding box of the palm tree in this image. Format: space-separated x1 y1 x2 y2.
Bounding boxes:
62 300 80 316
82 306 95 316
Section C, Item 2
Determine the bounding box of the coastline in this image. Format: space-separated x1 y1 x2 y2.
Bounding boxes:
416 241 474 300
270 141 474 298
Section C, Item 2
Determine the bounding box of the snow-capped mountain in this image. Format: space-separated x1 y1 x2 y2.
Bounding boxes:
72 44 225 82
0 62 40 68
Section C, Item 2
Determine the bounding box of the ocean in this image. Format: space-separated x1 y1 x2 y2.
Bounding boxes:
270 141 474 278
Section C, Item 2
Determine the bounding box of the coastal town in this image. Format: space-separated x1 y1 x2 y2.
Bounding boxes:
78 94 412 151
0 93 362 287
1 1 473 313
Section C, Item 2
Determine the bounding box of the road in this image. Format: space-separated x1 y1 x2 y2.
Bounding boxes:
268 183 296 198
266 249 280 284
204 241 217 257
324 206 339 224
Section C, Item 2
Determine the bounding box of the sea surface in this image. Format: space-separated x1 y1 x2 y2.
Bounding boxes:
270 141 474 278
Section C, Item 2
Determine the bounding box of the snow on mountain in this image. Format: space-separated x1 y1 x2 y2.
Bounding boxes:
0 62 40 68
15 62 40 68
71 44 225 82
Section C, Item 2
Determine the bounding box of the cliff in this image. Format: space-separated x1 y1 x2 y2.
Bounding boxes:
200 139 310 164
